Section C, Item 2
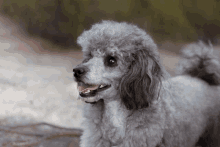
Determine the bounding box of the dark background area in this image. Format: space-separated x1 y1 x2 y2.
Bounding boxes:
0 0 220 49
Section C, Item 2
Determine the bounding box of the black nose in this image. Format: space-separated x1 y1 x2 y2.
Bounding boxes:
73 67 86 78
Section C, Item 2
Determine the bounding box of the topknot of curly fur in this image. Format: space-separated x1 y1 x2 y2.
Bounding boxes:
177 41 220 85
77 20 157 55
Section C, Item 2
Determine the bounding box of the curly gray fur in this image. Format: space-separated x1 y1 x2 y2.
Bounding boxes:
177 41 220 85
74 20 220 147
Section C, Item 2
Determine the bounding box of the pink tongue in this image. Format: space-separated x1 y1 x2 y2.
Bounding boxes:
78 84 99 92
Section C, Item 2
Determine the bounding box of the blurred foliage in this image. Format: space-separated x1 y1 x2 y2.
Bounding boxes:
0 0 220 47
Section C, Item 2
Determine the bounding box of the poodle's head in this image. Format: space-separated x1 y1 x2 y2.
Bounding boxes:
73 20 167 109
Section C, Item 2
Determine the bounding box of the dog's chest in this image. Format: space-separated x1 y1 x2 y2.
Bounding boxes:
101 101 127 145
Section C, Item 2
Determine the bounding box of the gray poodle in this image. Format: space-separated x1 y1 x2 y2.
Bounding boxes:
73 20 220 147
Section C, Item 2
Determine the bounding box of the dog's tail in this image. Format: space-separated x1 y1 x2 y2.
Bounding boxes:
177 41 220 85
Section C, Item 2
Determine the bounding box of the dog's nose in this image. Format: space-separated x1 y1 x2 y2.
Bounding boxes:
73 67 86 78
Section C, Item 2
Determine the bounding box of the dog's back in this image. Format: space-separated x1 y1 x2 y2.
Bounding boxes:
165 41 220 147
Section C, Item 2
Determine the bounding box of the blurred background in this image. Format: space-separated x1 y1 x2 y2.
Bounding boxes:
1 0 220 47
0 0 220 146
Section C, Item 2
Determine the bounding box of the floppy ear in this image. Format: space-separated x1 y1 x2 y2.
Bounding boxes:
119 49 165 110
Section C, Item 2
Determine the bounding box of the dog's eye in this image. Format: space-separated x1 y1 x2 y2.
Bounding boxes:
105 56 117 67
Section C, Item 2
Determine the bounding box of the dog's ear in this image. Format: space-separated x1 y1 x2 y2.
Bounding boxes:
119 49 165 110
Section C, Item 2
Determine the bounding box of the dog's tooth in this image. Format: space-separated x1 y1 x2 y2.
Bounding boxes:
100 85 105 88
84 90 91 94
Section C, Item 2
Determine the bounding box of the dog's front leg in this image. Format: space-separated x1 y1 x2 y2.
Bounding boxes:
80 132 111 147
80 120 112 147
116 126 163 147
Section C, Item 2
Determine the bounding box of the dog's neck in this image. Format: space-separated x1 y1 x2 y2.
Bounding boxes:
103 99 128 127
100 98 129 145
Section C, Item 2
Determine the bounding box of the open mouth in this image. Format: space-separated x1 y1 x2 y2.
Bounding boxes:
77 82 111 98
